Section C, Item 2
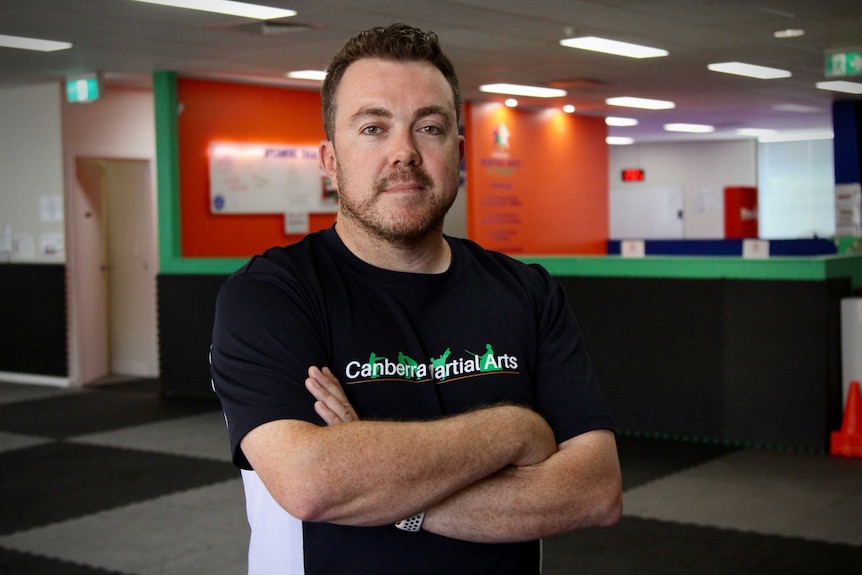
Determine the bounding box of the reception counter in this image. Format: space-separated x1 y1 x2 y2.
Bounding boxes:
158 252 862 453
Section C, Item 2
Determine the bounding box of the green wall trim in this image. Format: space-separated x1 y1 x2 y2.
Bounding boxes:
159 251 862 285
154 71 183 273
519 254 862 288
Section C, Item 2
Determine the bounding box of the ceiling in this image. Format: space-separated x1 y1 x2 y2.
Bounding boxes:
1 0 861 142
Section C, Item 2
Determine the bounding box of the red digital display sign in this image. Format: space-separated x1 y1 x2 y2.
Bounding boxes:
621 168 645 182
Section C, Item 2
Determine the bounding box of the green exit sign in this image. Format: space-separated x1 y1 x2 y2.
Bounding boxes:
825 51 862 78
66 76 100 103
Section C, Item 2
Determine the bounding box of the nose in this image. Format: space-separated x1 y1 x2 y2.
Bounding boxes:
389 128 421 167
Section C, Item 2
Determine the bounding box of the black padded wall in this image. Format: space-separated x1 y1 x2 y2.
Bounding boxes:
0 264 67 377
157 272 849 451
560 276 849 452
157 274 227 398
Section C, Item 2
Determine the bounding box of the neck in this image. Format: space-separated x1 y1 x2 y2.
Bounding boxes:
334 218 451 274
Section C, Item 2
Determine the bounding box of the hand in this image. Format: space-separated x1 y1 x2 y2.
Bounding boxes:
306 366 359 426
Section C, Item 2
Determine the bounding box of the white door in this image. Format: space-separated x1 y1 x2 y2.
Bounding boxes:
74 158 158 382
609 186 685 239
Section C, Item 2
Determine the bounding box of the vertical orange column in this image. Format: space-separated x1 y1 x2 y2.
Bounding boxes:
465 102 608 255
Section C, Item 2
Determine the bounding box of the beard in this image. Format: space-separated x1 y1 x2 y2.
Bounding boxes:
336 163 457 245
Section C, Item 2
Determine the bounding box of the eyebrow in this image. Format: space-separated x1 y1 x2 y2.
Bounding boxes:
349 105 452 126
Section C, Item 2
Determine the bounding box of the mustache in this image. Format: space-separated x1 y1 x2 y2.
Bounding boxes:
375 166 434 193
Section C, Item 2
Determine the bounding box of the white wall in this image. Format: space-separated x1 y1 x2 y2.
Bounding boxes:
609 139 757 239
758 138 835 239
0 83 65 262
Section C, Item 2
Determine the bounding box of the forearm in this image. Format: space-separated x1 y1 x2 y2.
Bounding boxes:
422 429 622 543
242 404 555 527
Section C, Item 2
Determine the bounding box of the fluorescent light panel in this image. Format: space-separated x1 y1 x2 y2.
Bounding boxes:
132 0 296 19
606 96 675 110
606 137 635 145
287 70 327 81
758 130 834 142
480 83 566 98
606 116 638 127
0 33 72 52
664 123 714 133
736 128 777 137
560 36 667 58
816 81 862 95
708 62 791 79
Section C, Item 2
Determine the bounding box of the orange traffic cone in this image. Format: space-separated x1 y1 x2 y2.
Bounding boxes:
831 381 862 458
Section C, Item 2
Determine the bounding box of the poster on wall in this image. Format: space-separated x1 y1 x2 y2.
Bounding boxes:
835 183 861 237
208 142 337 215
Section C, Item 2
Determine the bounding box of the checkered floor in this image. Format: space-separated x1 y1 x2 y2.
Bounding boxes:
2 378 861 574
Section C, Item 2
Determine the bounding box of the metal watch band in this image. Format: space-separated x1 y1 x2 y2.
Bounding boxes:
394 511 425 532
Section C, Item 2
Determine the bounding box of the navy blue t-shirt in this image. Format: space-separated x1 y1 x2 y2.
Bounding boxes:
211 226 613 574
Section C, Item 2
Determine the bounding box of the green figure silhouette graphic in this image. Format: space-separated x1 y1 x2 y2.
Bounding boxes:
368 352 384 379
479 344 502 372
398 352 420 380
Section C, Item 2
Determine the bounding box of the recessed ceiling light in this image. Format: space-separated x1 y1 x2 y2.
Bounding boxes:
708 62 791 79
774 28 805 39
563 104 576 113
758 131 834 142
0 33 72 52
606 136 635 145
736 128 778 137
773 103 821 114
480 83 567 98
605 116 638 126
560 36 668 58
664 123 715 133
131 0 296 19
816 81 862 95
504 98 519 108
606 96 675 110
286 70 327 81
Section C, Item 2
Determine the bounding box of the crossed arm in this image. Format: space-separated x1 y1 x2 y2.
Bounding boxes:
240 366 622 543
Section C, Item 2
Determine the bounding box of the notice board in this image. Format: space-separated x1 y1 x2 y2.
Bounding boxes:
208 142 337 215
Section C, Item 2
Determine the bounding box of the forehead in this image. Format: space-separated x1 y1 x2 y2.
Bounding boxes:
335 58 456 120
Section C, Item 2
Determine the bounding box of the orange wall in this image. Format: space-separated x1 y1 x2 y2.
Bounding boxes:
177 78 332 257
466 102 608 254
177 80 609 258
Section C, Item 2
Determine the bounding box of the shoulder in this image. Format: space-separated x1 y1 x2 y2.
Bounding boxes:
450 236 555 289
216 229 339 316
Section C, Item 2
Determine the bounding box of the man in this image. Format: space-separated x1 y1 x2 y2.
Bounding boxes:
211 23 622 575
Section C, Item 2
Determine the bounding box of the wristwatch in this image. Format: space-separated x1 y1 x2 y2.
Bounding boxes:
394 511 425 532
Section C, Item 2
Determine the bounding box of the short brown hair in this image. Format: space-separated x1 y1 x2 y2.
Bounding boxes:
321 23 462 141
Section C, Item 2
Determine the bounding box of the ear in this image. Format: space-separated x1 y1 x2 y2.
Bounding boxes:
458 134 465 163
319 139 338 184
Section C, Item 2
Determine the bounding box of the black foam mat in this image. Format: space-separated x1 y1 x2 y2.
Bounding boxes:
544 516 862 575
0 442 237 535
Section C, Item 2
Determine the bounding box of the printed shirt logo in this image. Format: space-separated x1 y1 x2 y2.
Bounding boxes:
344 344 519 384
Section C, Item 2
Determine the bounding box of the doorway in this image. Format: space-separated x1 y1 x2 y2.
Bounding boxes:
73 158 158 384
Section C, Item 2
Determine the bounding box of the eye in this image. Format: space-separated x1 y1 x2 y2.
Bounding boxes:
418 124 444 135
361 125 384 135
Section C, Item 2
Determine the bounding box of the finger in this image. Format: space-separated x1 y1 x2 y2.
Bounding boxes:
313 399 344 426
306 367 358 423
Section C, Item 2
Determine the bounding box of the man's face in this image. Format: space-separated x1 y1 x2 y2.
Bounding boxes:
320 58 464 244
